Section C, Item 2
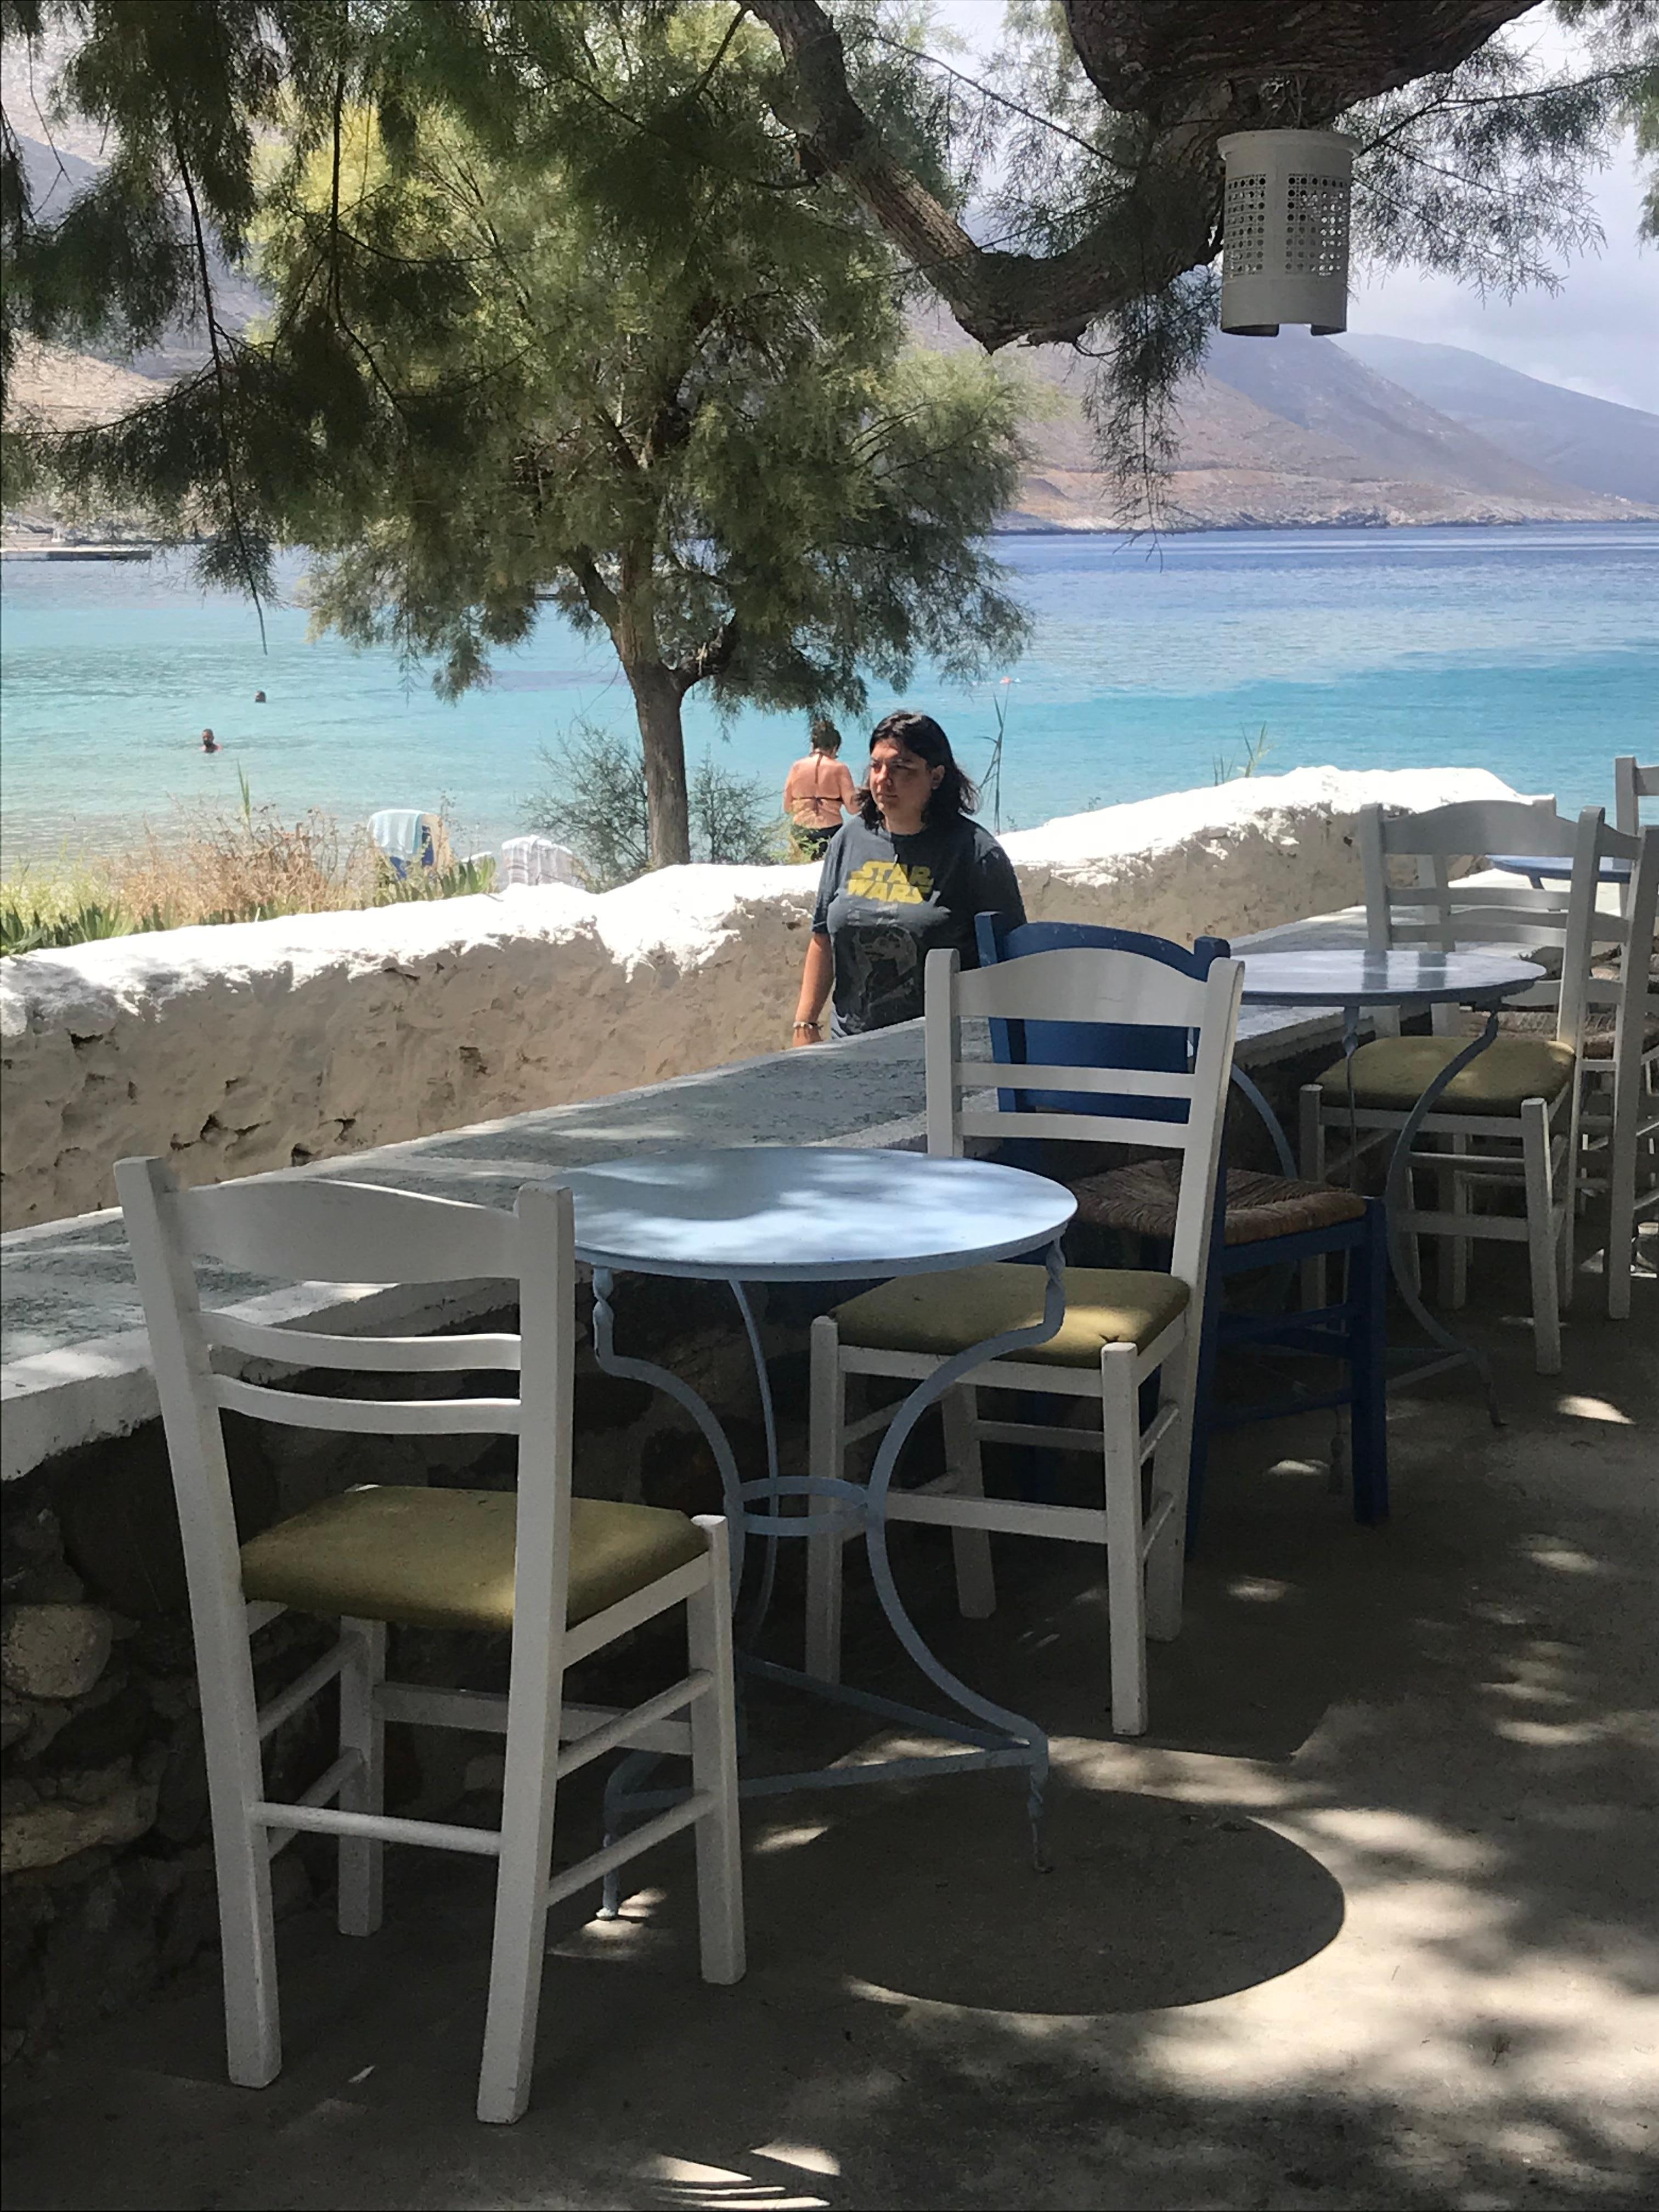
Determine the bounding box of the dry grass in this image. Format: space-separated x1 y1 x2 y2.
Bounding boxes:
2 797 482 952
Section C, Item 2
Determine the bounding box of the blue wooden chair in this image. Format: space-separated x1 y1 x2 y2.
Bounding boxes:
975 916 1388 1539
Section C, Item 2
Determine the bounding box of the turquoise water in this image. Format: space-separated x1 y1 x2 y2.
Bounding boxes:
1 524 1655 865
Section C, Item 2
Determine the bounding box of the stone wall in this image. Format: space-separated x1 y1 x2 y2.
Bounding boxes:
0 768 1520 1230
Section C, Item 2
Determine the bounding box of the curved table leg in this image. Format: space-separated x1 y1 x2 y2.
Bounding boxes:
597 1243 1069 1879
1383 1012 1505 1425
1230 1063 1298 1178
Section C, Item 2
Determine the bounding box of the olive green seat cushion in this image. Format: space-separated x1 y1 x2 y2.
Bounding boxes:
1317 1034 1575 1115
832 1262 1189 1366
239 1485 707 1633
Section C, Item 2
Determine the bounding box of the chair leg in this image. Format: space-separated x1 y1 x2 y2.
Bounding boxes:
941 1385 996 1620
687 1520 746 1987
1607 1089 1638 1321
804 1317 846 1683
1521 1097 1562 1375
476 1635 565 2125
1099 1347 1149 1736
1298 1085 1328 1309
1440 1133 1470 1309
1183 1260 1225 1556
336 1617 385 1938
1350 1204 1389 1523
202 1630 281 2088
1145 1338 1195 1648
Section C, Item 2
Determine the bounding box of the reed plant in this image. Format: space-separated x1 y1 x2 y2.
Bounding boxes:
1 792 494 955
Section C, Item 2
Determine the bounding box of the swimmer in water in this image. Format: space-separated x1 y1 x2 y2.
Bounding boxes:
201 729 220 753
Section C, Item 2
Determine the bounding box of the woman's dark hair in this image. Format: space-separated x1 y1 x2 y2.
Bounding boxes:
808 714 842 755
858 710 979 830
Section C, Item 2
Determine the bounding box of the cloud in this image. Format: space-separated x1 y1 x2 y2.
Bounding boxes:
1351 140 1658 412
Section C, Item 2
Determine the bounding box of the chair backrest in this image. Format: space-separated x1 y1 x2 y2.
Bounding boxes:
1603 823 1659 1082
1614 756 1659 838
1358 800 1617 1043
926 943 1243 1293
115 1163 576 1673
974 916 1229 1123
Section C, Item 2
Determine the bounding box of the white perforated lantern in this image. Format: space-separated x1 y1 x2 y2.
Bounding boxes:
1217 129 1355 336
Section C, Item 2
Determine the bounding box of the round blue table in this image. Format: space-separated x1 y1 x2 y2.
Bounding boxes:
1489 853 1630 889
556 1145 1076 1864
1237 949 1547 1413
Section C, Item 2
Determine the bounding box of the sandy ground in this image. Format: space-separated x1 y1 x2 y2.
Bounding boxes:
3 1250 1655 2210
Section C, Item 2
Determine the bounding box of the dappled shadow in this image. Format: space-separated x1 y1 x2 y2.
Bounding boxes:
4 1265 1655 2210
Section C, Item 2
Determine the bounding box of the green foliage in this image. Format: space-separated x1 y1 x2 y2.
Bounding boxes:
1212 726 1276 786
524 721 782 887
0 899 129 953
4 3 1030 866
374 854 499 904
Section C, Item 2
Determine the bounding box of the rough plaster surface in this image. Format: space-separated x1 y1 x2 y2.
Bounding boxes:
0 768 1517 1229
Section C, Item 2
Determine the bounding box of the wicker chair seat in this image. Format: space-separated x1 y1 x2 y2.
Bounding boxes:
1454 1007 1659 1059
1070 1159 1367 1248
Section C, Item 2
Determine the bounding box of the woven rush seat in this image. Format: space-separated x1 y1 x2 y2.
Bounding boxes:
1317 1034 1575 1114
1071 1159 1367 1246
240 1485 707 1633
831 1261 1188 1366
1452 1006 1659 1060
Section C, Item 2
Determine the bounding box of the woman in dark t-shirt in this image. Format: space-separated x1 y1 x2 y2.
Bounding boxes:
789 710 1026 1045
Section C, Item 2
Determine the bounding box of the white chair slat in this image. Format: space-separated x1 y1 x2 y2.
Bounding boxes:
211 1374 522 1434
170 1176 520 1285
201 1312 524 1371
952 943 1214 1028
953 1060 1195 1099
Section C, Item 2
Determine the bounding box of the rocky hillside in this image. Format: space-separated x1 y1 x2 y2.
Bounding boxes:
985 321 1658 531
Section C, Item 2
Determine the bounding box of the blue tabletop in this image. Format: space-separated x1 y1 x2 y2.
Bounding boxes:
560 1146 1076 1281
1239 949 1545 1008
1488 854 1632 884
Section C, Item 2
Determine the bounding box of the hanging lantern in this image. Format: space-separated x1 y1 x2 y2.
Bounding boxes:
1217 129 1356 337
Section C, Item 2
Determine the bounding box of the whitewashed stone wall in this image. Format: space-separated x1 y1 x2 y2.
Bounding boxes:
0 767 1519 1228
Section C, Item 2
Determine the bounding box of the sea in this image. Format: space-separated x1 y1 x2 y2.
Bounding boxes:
1 523 1655 868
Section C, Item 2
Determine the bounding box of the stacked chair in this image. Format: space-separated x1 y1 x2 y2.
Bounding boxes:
1299 800 1645 1371
118 1165 744 2125
804 938 1244 1736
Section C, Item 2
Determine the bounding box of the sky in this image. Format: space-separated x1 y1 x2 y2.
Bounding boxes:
931 0 1658 413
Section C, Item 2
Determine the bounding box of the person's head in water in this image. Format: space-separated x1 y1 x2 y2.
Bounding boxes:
200 728 219 753
808 715 842 757
859 710 976 834
253 690 266 704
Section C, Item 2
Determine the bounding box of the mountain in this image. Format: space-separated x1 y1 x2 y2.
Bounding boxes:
12 131 268 380
941 309 1659 531
1335 334 1659 507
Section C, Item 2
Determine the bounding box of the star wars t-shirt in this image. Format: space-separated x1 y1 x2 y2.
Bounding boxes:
811 815 1026 1036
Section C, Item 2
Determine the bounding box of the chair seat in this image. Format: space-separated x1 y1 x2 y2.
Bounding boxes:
240 1485 707 1633
1071 1160 1368 1246
1317 1034 1575 1115
832 1261 1189 1366
1457 1006 1659 1061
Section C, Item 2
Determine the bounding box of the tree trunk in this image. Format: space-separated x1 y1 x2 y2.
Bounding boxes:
626 658 692 868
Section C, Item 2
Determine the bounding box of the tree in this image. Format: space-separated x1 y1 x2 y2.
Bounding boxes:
4 5 1029 865
2 2 1651 626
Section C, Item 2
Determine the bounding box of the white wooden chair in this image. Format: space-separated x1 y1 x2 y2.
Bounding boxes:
804 943 1243 1737
1298 802 1613 1373
116 1164 743 2126
1613 754 1658 838
1576 823 1659 1316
